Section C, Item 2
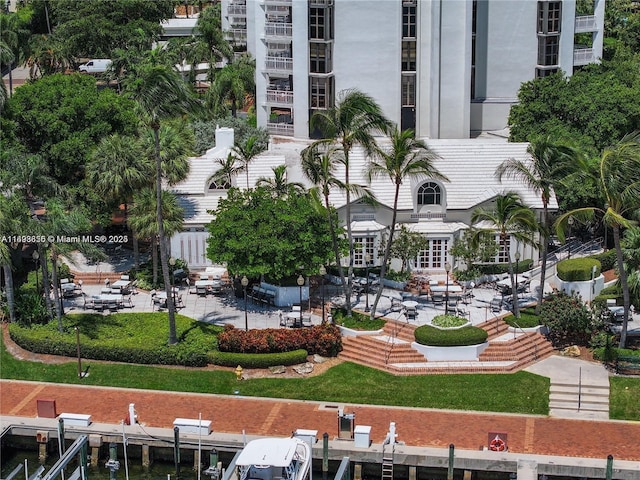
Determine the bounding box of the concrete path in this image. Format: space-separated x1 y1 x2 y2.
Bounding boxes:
524 356 610 420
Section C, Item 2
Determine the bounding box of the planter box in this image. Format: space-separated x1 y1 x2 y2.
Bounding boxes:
557 274 604 303
411 342 489 361
382 278 407 290
338 326 384 338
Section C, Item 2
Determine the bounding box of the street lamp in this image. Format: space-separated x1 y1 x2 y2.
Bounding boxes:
319 266 327 324
241 276 249 331
514 250 521 294
591 265 598 303
364 254 371 312
169 257 176 304
297 274 305 328
32 250 40 293
567 216 574 259
444 262 451 316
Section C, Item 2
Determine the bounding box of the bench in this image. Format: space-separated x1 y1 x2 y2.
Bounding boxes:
615 356 640 375
173 418 212 435
59 413 92 427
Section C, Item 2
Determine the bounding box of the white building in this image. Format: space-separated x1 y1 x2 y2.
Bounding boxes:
220 0 605 139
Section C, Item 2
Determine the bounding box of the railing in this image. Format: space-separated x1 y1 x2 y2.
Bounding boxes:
265 56 293 71
267 122 294 136
266 4 290 14
265 22 293 37
266 89 294 104
575 15 597 32
410 212 446 220
226 29 247 42
574 47 595 65
334 457 351 480
264 0 292 5
227 4 246 15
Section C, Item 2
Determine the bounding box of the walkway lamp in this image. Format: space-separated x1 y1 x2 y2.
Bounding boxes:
444 262 451 315
591 265 597 303
364 254 371 312
319 266 327 324
567 216 574 259
169 257 176 303
241 275 249 331
514 250 521 309
297 274 305 328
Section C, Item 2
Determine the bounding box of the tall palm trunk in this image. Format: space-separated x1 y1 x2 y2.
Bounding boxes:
2 263 15 322
133 235 140 270
152 236 159 286
371 184 400 317
508 258 520 318
613 225 631 348
324 191 347 303
39 244 53 321
50 248 63 332
343 147 353 315
535 204 549 314
154 127 177 345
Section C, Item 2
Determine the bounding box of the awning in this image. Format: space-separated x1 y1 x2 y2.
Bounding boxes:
404 220 468 235
350 220 387 233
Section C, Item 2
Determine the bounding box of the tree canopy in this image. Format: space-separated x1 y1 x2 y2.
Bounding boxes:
206 187 337 281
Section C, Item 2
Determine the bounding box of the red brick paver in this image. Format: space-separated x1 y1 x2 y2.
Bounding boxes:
2 380 640 461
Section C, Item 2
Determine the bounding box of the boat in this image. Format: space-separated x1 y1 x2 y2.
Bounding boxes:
235 437 312 480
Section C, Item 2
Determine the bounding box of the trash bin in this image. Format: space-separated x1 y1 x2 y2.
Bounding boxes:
353 425 371 448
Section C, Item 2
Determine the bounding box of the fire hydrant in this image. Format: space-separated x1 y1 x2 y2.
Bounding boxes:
235 365 243 381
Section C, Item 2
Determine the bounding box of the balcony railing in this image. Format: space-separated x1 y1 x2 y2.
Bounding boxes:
574 47 595 65
265 4 290 14
575 15 597 33
265 22 293 38
266 89 294 105
267 122 294 136
226 29 247 43
264 0 292 5
227 4 246 15
265 56 293 71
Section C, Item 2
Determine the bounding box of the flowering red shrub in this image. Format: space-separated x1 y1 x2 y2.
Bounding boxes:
217 324 342 357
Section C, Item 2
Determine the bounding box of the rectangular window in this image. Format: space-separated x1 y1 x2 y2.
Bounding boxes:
309 6 332 40
309 76 333 109
353 237 375 267
402 1 416 38
535 67 558 78
537 1 561 34
401 74 416 107
538 35 559 66
401 41 416 71
309 42 331 73
497 237 511 264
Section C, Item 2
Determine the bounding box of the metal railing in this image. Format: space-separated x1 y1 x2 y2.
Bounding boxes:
265 56 293 71
267 122 294 136
265 22 293 37
227 4 246 15
574 47 595 65
575 15 597 32
266 89 294 104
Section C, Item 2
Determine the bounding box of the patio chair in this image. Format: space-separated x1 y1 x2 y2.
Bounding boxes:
431 293 445 306
196 286 207 297
405 306 417 321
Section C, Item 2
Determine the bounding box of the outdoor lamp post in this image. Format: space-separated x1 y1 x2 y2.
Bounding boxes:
32 250 39 293
364 254 371 312
319 265 327 324
514 250 521 296
567 216 574 259
169 257 176 303
444 262 451 315
297 274 305 328
241 275 249 331
591 265 598 303
57 258 65 316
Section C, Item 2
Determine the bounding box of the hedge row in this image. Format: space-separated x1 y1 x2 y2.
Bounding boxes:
414 325 488 346
474 260 533 275
210 349 309 368
556 258 601 282
217 324 342 357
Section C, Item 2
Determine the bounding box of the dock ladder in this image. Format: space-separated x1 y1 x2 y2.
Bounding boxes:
381 441 394 480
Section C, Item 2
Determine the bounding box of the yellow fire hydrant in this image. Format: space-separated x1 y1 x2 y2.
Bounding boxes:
235 365 243 381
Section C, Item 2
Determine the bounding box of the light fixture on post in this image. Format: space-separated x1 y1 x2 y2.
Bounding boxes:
169 257 176 303
319 265 327 324
514 250 521 298
591 265 598 303
241 275 249 331
444 262 451 316
364 254 371 312
567 216 574 259
32 250 40 293
297 274 305 328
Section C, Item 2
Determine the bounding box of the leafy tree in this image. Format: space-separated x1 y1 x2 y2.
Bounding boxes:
5 73 138 185
191 118 269 155
195 3 233 72
388 225 430 273
309 89 391 314
450 228 498 274
496 136 580 314
557 132 640 348
604 0 640 56
1 10 31 95
205 54 255 118
122 64 199 345
366 127 448 318
206 187 336 281
539 291 594 346
622 226 640 309
471 192 539 318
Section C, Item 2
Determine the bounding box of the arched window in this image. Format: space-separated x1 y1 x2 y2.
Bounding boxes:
208 179 230 190
417 182 441 205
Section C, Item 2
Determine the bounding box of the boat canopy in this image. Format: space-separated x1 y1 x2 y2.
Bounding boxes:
236 438 307 468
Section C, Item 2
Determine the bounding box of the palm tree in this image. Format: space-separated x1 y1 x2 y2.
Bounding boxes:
208 153 243 189
622 226 640 310
256 164 305 198
556 132 640 348
0 40 13 108
0 11 30 96
123 64 199 345
367 127 449 317
206 54 255 118
471 192 539 318
309 89 391 313
496 136 579 314
231 135 268 189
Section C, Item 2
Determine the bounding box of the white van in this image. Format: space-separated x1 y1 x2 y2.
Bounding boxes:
78 59 112 74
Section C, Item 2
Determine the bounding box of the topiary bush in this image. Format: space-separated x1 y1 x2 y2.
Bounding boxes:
431 314 468 328
556 258 601 282
414 324 488 346
217 323 342 357
210 349 309 368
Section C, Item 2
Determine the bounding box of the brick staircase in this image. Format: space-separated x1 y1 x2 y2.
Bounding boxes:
338 317 555 375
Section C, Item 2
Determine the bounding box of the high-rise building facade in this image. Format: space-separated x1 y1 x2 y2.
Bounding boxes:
221 0 605 139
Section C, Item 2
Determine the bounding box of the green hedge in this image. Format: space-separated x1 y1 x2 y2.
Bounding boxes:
589 250 616 272
503 309 541 328
414 325 488 346
556 258 601 281
210 349 309 368
474 260 533 275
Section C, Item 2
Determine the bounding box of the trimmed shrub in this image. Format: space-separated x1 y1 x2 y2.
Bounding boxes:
210 349 308 368
539 291 593 346
589 250 616 272
414 325 488 346
474 259 533 275
503 309 540 328
556 258 601 282
217 323 342 357
332 308 385 330
431 315 468 328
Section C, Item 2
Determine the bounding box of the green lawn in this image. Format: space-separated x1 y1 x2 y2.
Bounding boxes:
610 376 640 421
1 333 548 415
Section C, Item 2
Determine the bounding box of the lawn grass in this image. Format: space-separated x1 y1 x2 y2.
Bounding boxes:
1 335 549 415
609 376 640 421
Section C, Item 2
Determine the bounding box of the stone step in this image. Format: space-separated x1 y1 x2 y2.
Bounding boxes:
550 384 610 396
549 400 610 412
550 392 609 406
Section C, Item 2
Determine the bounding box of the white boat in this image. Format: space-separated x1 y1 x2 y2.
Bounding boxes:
235 437 312 480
